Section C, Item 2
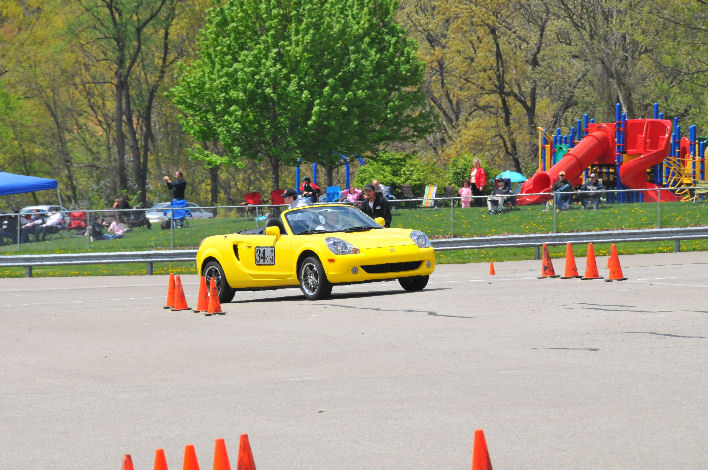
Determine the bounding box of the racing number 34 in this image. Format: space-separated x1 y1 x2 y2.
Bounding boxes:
255 246 275 265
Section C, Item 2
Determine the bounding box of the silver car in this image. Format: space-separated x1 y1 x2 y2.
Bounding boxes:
145 202 214 224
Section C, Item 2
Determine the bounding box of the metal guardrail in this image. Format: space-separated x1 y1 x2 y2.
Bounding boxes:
432 226 708 258
1 226 707 277
0 250 197 278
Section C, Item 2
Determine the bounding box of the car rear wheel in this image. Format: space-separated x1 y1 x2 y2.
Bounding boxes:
399 275 429 292
299 256 332 300
202 260 235 303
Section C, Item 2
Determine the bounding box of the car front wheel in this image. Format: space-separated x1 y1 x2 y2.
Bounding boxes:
399 275 429 292
299 256 332 300
202 260 235 303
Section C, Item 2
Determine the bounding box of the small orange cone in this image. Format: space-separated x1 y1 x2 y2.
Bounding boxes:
154 448 168 470
561 242 581 278
193 276 209 313
538 243 559 278
164 273 176 309
489 261 495 275
122 454 135 470
471 429 493 470
213 438 232 470
171 275 190 311
236 434 256 470
581 243 603 280
207 278 224 315
605 244 627 281
183 444 200 470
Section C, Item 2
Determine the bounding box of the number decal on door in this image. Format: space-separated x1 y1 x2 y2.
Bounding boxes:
254 246 275 265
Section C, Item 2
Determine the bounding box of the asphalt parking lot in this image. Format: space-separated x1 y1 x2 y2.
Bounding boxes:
1 251 707 469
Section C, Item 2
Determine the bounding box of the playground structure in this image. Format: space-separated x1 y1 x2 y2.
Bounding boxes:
518 103 707 205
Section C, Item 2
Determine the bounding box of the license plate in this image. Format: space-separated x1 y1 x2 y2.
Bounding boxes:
255 246 275 265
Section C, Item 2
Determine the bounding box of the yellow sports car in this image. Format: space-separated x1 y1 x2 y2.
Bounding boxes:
196 204 435 301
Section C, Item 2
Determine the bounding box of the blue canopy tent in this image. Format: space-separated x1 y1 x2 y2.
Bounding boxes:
0 171 62 205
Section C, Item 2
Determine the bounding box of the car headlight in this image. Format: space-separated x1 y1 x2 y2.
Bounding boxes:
410 230 431 248
326 237 360 255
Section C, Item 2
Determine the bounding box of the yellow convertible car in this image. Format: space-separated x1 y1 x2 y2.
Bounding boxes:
196 204 435 301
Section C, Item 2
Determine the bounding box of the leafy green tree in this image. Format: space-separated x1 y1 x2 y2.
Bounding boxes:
171 0 433 190
353 152 443 197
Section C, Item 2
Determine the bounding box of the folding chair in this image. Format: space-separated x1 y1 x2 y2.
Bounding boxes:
421 185 437 208
67 211 88 236
326 186 341 202
270 189 285 205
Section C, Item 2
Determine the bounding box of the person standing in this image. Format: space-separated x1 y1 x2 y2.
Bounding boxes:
282 188 308 209
459 180 472 208
164 171 187 202
359 183 392 227
470 158 487 206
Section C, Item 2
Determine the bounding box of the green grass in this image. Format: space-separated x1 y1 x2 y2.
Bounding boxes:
1 201 706 277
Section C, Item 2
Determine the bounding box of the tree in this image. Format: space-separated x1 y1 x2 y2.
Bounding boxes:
171 0 433 190
76 0 178 205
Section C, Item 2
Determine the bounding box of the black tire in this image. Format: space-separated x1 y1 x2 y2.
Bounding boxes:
298 256 332 300
398 275 429 292
202 260 235 303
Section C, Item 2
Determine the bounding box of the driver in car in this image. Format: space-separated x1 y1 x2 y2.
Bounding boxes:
316 210 342 231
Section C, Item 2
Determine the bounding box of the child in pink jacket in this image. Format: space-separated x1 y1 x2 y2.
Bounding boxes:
459 180 472 208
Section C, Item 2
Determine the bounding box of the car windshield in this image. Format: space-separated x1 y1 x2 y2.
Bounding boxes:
285 205 382 235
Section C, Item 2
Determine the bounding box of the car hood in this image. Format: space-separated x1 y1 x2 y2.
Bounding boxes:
331 228 416 249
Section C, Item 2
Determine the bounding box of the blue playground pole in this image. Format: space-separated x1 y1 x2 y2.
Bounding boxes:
615 103 623 203
583 114 589 137
690 125 697 181
296 158 301 189
341 154 350 188
700 140 706 181
312 162 318 185
653 103 663 184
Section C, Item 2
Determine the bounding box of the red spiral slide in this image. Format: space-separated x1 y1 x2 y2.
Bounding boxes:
517 119 679 204
618 119 679 202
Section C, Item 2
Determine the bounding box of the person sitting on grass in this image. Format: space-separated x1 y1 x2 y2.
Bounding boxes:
102 216 128 240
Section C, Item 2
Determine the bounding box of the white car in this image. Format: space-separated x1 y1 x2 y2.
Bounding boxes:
145 202 214 224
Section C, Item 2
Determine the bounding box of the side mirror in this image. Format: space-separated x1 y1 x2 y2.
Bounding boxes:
375 217 385 227
265 225 281 239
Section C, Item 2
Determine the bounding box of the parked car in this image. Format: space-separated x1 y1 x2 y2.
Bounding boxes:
196 204 435 302
145 202 214 224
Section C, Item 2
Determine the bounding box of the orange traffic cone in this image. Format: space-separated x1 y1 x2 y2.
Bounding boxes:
581 243 603 280
605 244 627 281
213 438 232 470
164 273 176 309
154 448 168 470
183 444 200 470
171 275 190 311
207 278 224 315
561 242 581 278
236 434 256 470
538 243 559 278
122 454 135 470
489 261 495 275
193 276 209 313
471 429 493 470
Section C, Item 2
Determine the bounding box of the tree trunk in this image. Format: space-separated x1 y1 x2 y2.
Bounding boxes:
270 154 280 191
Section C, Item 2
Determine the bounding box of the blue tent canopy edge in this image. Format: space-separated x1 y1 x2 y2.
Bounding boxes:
0 171 58 196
